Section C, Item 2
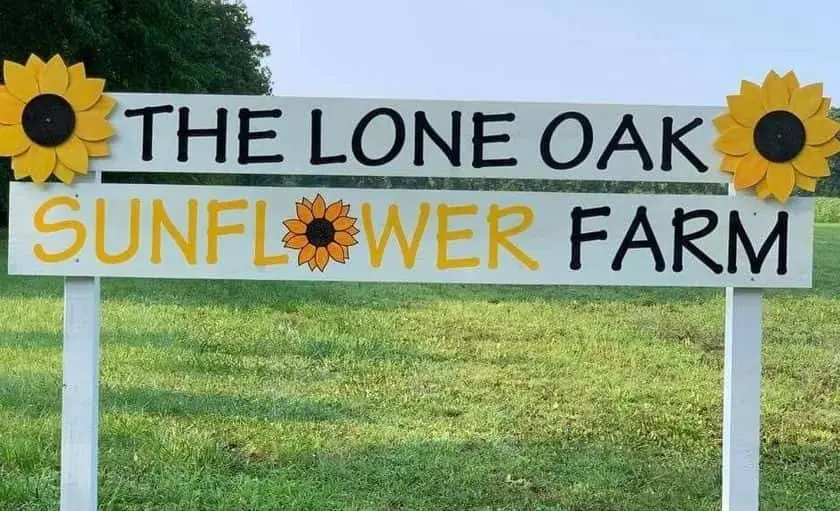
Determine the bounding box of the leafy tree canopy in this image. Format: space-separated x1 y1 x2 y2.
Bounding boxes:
0 0 272 222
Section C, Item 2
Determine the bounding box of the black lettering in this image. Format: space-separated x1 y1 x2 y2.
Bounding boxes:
310 109 348 165
570 206 610 270
728 211 789 275
672 208 723 273
472 112 517 168
611 206 665 272
596 114 653 170
124 105 175 161
662 117 708 172
352 107 406 166
414 111 461 166
177 107 228 163
540 112 593 170
238 108 283 165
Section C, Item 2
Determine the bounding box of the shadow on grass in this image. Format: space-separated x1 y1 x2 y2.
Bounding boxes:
91 436 726 511
0 371 363 424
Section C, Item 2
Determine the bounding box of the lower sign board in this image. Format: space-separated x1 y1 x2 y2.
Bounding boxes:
8 182 814 288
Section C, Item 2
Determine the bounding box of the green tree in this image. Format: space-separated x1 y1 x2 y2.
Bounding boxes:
0 0 272 225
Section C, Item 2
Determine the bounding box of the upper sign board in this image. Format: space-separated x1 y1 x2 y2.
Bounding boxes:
89 93 729 183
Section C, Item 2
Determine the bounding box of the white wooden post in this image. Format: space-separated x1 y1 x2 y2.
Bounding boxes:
59 171 101 511
722 184 763 511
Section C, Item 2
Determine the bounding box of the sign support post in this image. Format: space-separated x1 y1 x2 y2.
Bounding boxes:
721 183 764 511
722 286 762 511
59 172 102 511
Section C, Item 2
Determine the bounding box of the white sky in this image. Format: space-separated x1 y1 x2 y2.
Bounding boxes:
243 0 840 106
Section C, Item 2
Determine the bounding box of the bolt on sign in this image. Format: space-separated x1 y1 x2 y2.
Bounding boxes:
3 56 836 287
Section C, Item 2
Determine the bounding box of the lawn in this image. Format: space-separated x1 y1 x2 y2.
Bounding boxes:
1 224 839 510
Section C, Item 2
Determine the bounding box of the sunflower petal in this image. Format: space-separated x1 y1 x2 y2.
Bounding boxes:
342 245 350 260
754 178 772 199
56 136 89 172
25 55 45 76
312 194 326 218
84 140 109 157
333 216 356 231
0 124 31 156
86 94 117 117
66 77 105 112
734 152 769 189
816 98 831 118
302 197 313 209
714 126 753 156
782 71 800 94
11 154 30 179
761 71 789 111
283 219 307 234
346 226 360 236
20 144 57 184
52 162 77 184
795 173 817 192
74 111 114 141
792 146 830 177
296 202 314 223
308 258 317 271
805 117 840 146
766 162 795 203
0 93 24 124
713 113 739 132
327 242 346 263
298 243 316 265
315 247 329 271
284 234 309 249
790 83 823 120
3 61 39 103
720 154 743 173
816 137 840 158
325 200 343 221
38 55 69 95
334 231 358 246
340 204 351 217
727 83 764 126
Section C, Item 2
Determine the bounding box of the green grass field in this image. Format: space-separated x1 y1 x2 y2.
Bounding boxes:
1 223 840 510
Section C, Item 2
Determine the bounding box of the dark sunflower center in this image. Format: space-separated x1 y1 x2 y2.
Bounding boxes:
305 218 335 247
753 110 806 163
22 93 76 147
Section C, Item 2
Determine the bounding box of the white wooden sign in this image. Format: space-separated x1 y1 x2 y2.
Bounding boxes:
8 182 813 287
3 54 839 511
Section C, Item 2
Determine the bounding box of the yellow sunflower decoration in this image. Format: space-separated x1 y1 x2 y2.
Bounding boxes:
714 70 840 203
0 54 116 184
283 194 360 272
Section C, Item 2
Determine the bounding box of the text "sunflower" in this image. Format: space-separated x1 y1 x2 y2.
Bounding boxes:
283 194 360 272
714 70 840 203
0 54 116 184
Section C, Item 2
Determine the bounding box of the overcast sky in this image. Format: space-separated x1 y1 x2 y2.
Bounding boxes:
243 0 839 106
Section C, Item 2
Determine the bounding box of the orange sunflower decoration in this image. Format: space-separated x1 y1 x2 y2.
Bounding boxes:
283 194 359 272
714 70 840 203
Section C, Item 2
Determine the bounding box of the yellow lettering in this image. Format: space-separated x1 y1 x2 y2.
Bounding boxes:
254 200 288 266
436 203 480 269
207 199 247 264
152 199 198 265
33 196 86 263
488 204 539 270
362 202 430 268
96 198 140 264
